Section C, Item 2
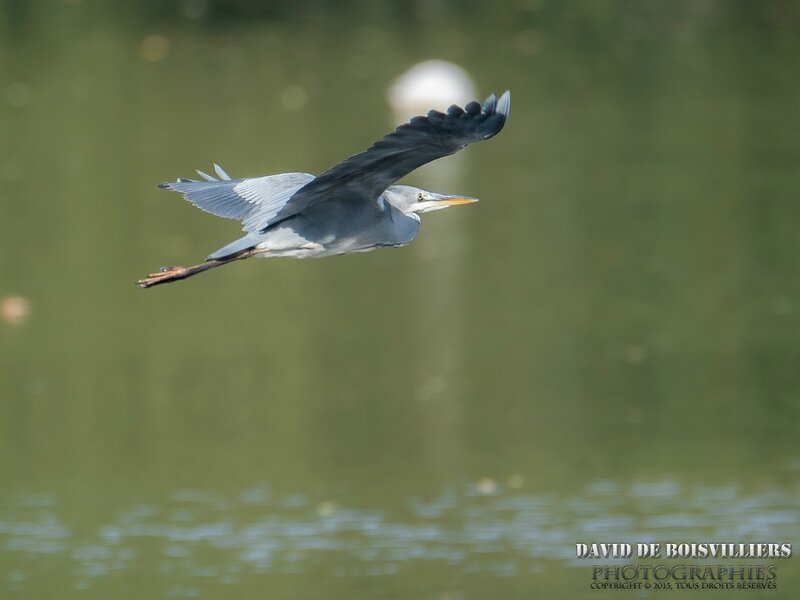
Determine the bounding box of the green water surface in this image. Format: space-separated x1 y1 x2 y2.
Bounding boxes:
1 1 798 598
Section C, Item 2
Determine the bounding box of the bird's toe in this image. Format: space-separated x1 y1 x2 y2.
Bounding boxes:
136 266 187 288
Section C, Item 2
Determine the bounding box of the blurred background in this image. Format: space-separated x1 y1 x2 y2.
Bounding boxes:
1 0 799 598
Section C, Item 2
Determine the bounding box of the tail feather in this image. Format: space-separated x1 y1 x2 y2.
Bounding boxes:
214 163 232 180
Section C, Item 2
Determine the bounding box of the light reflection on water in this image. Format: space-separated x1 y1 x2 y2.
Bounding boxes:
3 481 797 593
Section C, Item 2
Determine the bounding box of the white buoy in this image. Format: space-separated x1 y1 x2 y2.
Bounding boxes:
387 60 477 124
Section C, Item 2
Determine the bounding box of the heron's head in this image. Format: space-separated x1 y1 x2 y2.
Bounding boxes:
385 185 478 216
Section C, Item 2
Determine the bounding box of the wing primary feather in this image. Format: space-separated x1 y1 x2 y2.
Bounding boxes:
214 163 232 180
464 101 481 115
496 90 511 118
482 93 497 113
196 169 218 181
447 104 465 117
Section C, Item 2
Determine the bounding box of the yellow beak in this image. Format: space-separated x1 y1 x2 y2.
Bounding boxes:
437 197 479 206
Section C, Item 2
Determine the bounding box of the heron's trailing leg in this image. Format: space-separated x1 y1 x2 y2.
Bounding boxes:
136 250 253 288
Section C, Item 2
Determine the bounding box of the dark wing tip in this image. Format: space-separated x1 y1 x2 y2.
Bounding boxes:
496 90 511 118
157 182 171 189
482 93 497 113
477 90 511 140
447 104 465 117
482 90 511 117
464 100 481 115
404 90 511 145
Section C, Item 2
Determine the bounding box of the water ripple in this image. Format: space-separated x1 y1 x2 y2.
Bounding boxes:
1 480 797 591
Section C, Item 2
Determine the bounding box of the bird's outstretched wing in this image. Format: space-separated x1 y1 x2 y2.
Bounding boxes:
158 168 314 233
279 90 511 220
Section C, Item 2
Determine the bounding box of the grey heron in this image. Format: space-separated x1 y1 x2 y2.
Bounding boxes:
137 90 510 288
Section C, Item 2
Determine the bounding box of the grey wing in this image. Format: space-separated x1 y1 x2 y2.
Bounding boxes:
281 91 511 216
159 168 314 233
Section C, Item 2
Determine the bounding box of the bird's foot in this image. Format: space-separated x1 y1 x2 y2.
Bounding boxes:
136 266 187 288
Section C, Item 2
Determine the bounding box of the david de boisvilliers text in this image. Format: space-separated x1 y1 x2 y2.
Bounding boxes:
576 542 792 559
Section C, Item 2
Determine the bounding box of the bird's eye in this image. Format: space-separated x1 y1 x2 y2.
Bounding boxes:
417 192 424 201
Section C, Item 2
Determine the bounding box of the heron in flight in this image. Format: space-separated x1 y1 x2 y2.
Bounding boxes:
137 90 510 288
